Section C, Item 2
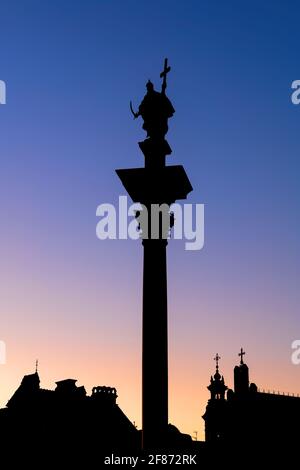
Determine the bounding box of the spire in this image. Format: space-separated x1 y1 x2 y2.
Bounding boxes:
35 359 39 374
208 353 227 400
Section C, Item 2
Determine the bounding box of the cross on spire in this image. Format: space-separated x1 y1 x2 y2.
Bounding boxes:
238 348 246 365
214 353 221 370
160 58 171 95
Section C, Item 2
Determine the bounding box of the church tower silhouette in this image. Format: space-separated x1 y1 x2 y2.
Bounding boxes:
234 347 249 395
203 354 228 441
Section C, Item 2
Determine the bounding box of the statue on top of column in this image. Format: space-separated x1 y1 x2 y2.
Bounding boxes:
130 59 175 141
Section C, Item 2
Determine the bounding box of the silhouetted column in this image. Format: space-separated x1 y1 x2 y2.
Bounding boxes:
142 238 168 449
116 58 192 452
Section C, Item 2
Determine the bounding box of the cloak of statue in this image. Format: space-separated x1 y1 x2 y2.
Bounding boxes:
137 80 175 140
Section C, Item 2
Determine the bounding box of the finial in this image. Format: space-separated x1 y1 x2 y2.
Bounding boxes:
238 348 246 365
214 353 221 371
35 359 39 374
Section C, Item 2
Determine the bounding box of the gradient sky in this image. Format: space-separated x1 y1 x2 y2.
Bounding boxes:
0 0 300 439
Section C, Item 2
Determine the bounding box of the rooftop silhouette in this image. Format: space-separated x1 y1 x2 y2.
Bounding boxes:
203 348 300 460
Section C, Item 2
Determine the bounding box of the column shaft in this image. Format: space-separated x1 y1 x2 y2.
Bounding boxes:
142 238 168 449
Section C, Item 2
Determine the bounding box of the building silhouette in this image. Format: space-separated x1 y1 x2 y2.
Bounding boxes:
0 369 195 459
203 349 300 456
0 351 299 463
0 370 140 460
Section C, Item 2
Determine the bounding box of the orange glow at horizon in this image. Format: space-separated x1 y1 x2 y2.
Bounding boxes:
1 289 300 443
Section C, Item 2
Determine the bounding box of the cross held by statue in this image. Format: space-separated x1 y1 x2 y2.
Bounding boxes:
160 58 171 95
